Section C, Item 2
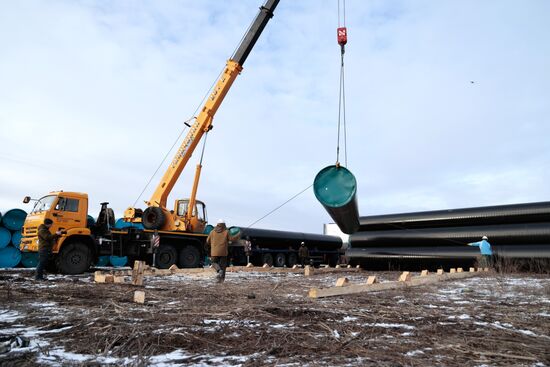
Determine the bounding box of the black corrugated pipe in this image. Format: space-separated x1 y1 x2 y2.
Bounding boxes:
237 227 343 251
350 222 550 247
359 201 550 231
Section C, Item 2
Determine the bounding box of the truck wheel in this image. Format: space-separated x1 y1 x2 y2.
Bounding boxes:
287 253 298 267
274 253 286 267
262 253 273 267
57 242 92 274
142 207 165 230
155 245 177 269
178 245 201 268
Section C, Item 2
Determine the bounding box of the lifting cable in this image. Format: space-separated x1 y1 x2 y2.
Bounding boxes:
336 0 348 167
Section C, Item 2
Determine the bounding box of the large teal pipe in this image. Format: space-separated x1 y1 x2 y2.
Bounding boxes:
313 165 360 234
0 245 21 268
0 227 11 249
2 209 27 231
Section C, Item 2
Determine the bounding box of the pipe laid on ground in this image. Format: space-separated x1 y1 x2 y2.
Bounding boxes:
359 201 550 231
350 222 550 247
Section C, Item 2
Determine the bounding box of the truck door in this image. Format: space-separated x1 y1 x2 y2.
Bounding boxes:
53 196 85 230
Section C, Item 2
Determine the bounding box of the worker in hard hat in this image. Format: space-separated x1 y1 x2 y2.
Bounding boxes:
467 236 493 268
206 219 237 283
298 242 309 268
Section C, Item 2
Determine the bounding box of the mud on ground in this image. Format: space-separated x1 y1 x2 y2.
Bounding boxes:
0 268 549 366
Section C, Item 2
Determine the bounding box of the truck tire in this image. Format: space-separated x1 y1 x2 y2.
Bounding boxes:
287 253 298 267
142 207 165 230
155 245 177 269
57 242 92 274
262 253 273 267
274 253 286 267
178 245 201 268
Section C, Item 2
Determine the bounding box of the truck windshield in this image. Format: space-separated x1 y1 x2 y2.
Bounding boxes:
31 195 57 213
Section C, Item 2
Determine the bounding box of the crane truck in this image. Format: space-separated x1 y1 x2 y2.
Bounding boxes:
20 0 281 274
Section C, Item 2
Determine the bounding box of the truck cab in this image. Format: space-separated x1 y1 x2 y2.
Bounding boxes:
21 191 96 274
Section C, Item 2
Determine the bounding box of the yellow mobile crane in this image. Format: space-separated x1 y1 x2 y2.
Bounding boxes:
124 0 280 233
20 0 280 273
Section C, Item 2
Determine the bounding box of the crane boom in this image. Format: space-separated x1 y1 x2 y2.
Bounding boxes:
129 0 280 231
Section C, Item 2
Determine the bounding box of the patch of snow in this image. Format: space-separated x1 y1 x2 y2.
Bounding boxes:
405 349 424 356
364 323 415 330
0 309 23 322
342 316 357 322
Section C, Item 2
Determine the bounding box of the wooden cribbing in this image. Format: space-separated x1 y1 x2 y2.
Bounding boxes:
133 290 145 304
335 277 349 287
304 266 314 277
421 270 429 276
132 261 146 286
308 270 486 299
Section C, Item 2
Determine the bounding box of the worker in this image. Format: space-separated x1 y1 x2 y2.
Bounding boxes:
36 218 61 280
298 242 309 268
206 219 236 283
467 235 493 268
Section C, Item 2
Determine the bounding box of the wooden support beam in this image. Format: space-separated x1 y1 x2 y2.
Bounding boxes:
335 265 341 269
304 265 314 277
366 275 377 284
113 276 125 283
450 268 457 273
469 267 476 272
437 269 444 275
309 271 478 298
169 264 179 272
133 290 145 304
420 270 429 277
246 263 254 268
335 277 350 287
398 271 412 282
132 261 146 286
457 268 464 273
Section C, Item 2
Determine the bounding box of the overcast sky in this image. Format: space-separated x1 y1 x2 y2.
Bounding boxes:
1 0 549 234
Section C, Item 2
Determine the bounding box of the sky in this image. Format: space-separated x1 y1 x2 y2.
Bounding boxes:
1 0 549 234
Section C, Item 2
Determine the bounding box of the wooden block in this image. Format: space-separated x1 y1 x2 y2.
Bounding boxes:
292 265 299 269
169 264 179 271
469 267 476 272
246 263 254 268
450 268 457 273
335 265 341 269
304 266 314 277
104 275 114 283
335 277 349 287
366 275 377 284
133 290 145 304
113 276 125 283
262 263 270 268
94 271 107 283
132 261 146 286
347 265 351 268
437 269 444 275
477 267 483 272
420 270 429 277
356 265 361 269
457 268 463 273
398 271 411 282
483 267 489 272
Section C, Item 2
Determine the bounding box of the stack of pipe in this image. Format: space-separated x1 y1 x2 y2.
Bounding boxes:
0 209 27 268
348 202 550 261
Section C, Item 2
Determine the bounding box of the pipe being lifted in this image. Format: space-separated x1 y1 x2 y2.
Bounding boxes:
314 165 360 234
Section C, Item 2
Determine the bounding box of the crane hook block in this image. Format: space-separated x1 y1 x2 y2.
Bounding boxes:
337 27 347 46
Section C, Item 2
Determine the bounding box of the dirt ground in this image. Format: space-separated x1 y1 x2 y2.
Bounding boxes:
0 267 549 366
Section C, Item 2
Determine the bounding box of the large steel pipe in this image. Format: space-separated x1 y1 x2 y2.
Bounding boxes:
238 227 343 251
359 201 550 231
350 222 550 247
347 244 550 259
313 165 360 234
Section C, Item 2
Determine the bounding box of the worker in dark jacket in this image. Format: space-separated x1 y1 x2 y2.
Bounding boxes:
298 242 309 268
36 218 61 280
206 219 237 283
